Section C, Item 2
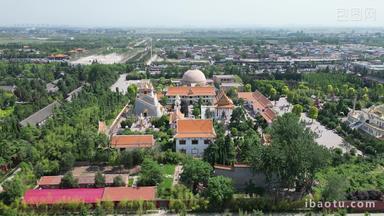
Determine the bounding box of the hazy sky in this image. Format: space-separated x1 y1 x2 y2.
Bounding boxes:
0 0 383 27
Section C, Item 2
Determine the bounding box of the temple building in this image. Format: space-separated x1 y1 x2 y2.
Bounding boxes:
174 119 216 157
166 86 215 105
201 89 234 122
238 91 277 124
181 69 207 86
134 80 164 117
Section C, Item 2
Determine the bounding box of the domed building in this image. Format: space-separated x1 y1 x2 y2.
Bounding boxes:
182 69 207 86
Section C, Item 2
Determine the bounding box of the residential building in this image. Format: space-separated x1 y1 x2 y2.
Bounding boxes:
213 75 237 84
174 119 216 157
220 82 244 92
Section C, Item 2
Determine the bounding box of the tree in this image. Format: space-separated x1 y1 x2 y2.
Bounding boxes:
113 175 126 187
244 84 252 92
60 152 75 172
269 88 277 100
61 172 78 188
203 176 234 207
251 113 330 194
192 106 201 118
180 159 213 193
282 85 289 95
95 171 106 188
127 84 138 103
308 106 319 123
204 135 236 166
138 158 163 186
292 104 303 116
2 177 25 204
227 87 237 100
321 173 349 201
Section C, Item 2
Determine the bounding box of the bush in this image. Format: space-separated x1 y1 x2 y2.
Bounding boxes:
113 175 126 187
169 199 187 213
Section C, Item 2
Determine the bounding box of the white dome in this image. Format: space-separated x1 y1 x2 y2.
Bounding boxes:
182 69 207 85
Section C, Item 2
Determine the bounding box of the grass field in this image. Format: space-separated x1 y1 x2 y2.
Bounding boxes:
158 164 176 192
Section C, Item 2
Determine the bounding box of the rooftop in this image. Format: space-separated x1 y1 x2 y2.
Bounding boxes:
166 86 215 96
110 135 155 149
20 101 60 127
102 187 156 202
175 119 216 139
23 188 104 205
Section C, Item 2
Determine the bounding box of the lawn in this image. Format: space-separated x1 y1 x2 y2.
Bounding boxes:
157 164 176 194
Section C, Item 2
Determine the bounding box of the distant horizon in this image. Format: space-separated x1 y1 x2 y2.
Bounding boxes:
1 0 383 29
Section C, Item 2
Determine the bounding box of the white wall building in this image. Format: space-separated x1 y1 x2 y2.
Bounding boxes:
174 119 216 157
347 104 384 140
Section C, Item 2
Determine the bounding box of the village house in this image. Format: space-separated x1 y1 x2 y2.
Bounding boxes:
174 119 216 157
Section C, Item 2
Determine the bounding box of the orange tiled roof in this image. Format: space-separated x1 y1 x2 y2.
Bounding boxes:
110 135 155 149
215 89 234 108
37 176 62 186
238 91 276 123
238 91 272 108
261 108 276 124
102 187 156 202
175 119 216 139
166 86 215 96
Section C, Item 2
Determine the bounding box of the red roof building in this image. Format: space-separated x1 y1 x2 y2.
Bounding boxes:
23 187 156 205
175 119 216 139
23 188 104 205
102 187 156 202
37 176 62 189
238 91 277 124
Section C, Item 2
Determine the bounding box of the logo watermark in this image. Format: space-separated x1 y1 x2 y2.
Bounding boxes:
336 8 376 22
305 199 376 209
